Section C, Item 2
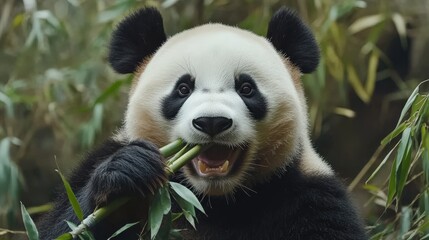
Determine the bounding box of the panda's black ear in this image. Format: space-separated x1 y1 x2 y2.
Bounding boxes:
108 7 167 74
266 7 320 73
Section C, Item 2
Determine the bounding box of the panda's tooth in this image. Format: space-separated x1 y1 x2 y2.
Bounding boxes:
198 160 229 174
220 160 229 173
198 160 207 173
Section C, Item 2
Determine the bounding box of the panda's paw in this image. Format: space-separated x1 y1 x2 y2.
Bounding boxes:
88 140 167 205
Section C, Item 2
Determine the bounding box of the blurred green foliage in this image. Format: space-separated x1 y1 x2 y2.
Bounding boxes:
1 0 429 238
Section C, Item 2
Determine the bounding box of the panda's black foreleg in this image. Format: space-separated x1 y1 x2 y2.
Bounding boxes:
81 140 167 238
38 139 167 239
85 140 167 206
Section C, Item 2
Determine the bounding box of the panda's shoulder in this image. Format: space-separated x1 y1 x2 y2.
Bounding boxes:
271 159 347 199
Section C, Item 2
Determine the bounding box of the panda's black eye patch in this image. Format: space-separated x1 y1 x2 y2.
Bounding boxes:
235 74 267 120
162 74 194 120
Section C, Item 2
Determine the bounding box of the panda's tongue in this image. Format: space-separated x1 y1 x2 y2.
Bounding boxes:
194 145 235 175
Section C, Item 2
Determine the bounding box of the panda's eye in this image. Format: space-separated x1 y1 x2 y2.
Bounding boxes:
178 83 192 97
238 83 253 96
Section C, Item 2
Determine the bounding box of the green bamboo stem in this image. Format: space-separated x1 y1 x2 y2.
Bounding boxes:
92 197 130 222
159 139 185 158
56 198 130 239
57 139 201 239
168 145 202 173
167 144 191 165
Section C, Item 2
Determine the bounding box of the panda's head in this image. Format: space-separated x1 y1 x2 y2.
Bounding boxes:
110 7 321 196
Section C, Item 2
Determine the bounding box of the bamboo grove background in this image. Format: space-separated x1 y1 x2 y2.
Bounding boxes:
1 0 429 239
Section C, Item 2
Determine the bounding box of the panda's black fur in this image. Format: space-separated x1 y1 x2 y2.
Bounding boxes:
108 7 167 74
173 159 366 240
38 7 368 240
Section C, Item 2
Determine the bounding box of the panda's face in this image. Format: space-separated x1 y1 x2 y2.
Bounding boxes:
124 24 307 195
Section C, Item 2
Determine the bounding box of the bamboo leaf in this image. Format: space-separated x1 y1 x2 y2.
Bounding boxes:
149 188 170 239
0 138 11 163
159 186 171 215
361 21 386 55
97 2 132 23
316 57 326 94
366 146 396 183
399 206 412 238
154 212 172 240
391 13 407 48
20 202 39 240
339 1 367 15
424 124 429 149
417 219 429 235
172 212 183 221
0 91 14 118
423 191 429 221
55 169 84 221
81 231 96 240
329 22 343 51
12 13 25 27
362 184 381 193
171 193 195 218
423 149 429 185
397 85 419 126
183 210 196 229
92 104 103 132
93 77 131 105
381 122 408 146
347 65 370 103
386 158 397 207
415 97 429 129
169 229 184 239
333 107 356 118
349 14 385 34
149 200 164 239
107 222 139 240
325 44 344 81
366 50 379 97
411 95 425 116
321 1 366 35
395 127 411 172
27 203 53 215
0 137 22 210
169 182 205 215
162 0 179 8
65 220 77 230
55 233 73 240
395 139 412 199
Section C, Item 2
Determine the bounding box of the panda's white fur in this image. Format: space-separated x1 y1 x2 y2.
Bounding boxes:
122 23 332 195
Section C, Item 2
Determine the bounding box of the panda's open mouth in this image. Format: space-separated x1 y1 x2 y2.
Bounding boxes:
191 144 243 177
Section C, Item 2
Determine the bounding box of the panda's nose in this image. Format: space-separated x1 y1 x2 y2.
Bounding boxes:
192 117 233 137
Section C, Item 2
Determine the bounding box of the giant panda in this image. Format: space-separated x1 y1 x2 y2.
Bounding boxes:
38 7 368 240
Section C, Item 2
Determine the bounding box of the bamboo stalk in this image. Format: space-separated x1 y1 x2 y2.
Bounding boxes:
168 145 202 173
159 139 185 158
167 144 191 165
